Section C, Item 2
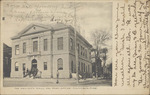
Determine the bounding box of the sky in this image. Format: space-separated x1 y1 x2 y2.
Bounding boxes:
1 2 112 47
1 2 112 64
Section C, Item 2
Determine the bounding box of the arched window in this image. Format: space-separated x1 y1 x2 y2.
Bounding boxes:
15 62 19 71
32 59 37 63
57 58 63 70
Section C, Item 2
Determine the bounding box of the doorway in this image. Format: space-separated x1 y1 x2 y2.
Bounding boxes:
31 59 37 70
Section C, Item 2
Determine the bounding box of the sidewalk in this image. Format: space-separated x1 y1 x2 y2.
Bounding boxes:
3 78 112 87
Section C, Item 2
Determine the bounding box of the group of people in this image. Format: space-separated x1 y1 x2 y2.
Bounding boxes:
23 68 41 78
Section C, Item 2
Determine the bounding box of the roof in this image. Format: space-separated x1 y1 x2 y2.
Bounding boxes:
11 23 92 47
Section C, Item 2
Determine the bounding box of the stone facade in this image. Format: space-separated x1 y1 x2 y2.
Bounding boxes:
11 23 92 78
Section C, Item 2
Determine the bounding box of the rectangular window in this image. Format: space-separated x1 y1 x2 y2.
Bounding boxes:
77 43 79 54
15 45 19 55
23 42 26 53
44 62 47 70
81 46 82 55
86 66 87 73
88 65 90 73
15 62 19 71
71 62 73 73
23 63 26 71
89 52 91 59
83 47 85 56
44 39 48 51
70 38 73 50
57 37 63 50
33 41 38 52
78 62 80 71
84 63 85 72
85 49 87 58
81 63 83 72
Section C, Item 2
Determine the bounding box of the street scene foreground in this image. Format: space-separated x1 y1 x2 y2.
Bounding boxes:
3 78 112 87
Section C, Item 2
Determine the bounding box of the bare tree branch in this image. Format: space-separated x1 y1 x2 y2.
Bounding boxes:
91 29 111 79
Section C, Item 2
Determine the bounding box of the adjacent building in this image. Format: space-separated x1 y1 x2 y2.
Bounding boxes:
3 43 12 78
11 23 92 78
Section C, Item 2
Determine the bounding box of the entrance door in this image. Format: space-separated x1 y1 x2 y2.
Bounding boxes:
32 63 37 69
31 59 38 77
31 59 37 70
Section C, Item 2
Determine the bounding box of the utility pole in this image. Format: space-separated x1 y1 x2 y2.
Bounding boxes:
74 2 79 84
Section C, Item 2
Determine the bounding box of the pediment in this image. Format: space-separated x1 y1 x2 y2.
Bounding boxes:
22 25 49 36
11 23 68 40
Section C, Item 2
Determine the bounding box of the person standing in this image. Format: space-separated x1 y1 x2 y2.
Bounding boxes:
23 70 25 77
56 70 59 84
26 68 29 74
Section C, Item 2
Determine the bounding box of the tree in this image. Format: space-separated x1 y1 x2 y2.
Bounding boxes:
107 63 112 78
91 29 111 79
101 47 108 72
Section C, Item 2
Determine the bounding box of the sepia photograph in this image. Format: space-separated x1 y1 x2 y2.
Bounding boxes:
2 1 112 87
1 0 150 95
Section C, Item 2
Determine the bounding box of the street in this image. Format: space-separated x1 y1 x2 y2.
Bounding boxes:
3 78 112 87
